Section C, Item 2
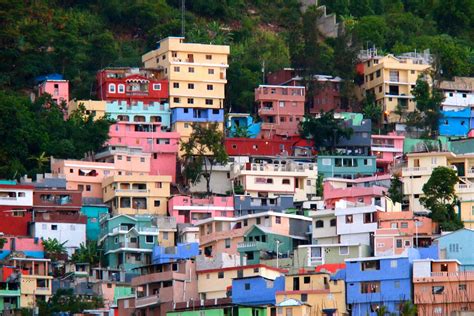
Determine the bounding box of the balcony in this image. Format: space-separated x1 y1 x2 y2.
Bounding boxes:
237 241 268 252
135 294 160 308
115 189 148 193
456 183 474 193
428 271 474 281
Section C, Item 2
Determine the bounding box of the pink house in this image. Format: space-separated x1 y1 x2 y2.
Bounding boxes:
374 211 436 256
0 236 45 259
323 179 388 209
51 147 151 200
168 195 234 224
107 122 179 182
256 85 305 139
37 80 69 105
371 132 405 172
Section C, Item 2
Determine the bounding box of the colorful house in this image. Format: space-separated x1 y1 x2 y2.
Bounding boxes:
413 258 474 315
317 155 376 179
0 266 21 312
255 85 305 139
37 79 69 105
102 174 171 216
80 204 109 241
0 183 34 236
439 76 474 111
0 236 44 260
226 113 261 138
275 272 347 316
32 187 82 213
225 137 314 157
168 195 234 224
297 244 371 268
323 181 387 210
433 228 474 271
439 108 471 137
233 195 294 217
345 256 415 315
151 242 199 265
371 132 405 172
232 275 285 305
168 300 267 316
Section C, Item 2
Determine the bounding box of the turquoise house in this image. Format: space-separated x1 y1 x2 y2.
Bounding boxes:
106 100 171 129
317 155 376 179
81 205 109 241
226 113 261 138
99 214 159 272
434 228 474 270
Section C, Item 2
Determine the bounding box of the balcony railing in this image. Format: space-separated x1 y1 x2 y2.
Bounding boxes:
135 294 160 308
36 287 50 292
115 189 148 193
431 271 474 278
237 241 267 250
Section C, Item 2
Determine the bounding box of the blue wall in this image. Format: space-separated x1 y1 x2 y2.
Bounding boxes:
317 155 376 179
152 243 200 264
345 257 412 316
232 276 285 305
439 108 471 137
0 250 44 260
81 205 109 241
435 229 474 270
171 108 224 123
106 101 171 128
227 116 261 138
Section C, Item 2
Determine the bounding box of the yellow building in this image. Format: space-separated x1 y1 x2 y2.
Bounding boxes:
68 99 106 119
142 37 229 138
359 49 432 123
403 151 474 228
102 174 171 216
12 258 53 308
275 273 346 316
196 264 286 300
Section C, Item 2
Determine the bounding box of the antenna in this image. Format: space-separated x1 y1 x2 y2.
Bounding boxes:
181 0 186 37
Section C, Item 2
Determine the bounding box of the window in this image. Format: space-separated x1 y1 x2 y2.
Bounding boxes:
174 66 180 72
163 232 169 240
432 286 444 294
459 284 467 291
279 101 285 107
173 97 180 103
118 84 125 93
301 294 308 302
154 200 161 207
51 225 58 231
361 260 380 271
463 93 467 98
304 276 310 284
114 237 119 244
315 220 324 228
245 283 251 290
208 69 214 74
391 223 398 229
206 99 213 105
146 235 154 243
253 267 259 273
364 212 375 223
218 272 224 279
188 98 194 104
394 281 400 288
286 308 292 316
188 83 194 89
449 243 460 252
339 246 349 255
126 156 131 162
78 184 84 191
206 54 212 60
188 67 195 73
212 109 219 114
225 238 231 248
275 216 281 224
207 84 213 90
396 239 403 248
153 84 161 90
282 179 290 185
172 51 177 57
108 84 116 93
184 123 189 128
243 219 248 226
361 281 380 293
330 218 336 227
345 215 353 223
390 260 398 268
404 240 411 247
433 307 443 315
173 82 180 88
86 185 91 192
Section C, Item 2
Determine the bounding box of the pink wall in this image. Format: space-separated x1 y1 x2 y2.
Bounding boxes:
107 122 179 182
372 133 404 171
38 80 69 104
168 195 234 224
323 182 386 209
2 236 44 252
377 211 435 235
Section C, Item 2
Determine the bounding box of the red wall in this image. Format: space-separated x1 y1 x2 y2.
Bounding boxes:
225 137 314 156
0 207 32 236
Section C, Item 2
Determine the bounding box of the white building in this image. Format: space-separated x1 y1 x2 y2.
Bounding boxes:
440 77 474 111
0 183 34 207
30 213 87 256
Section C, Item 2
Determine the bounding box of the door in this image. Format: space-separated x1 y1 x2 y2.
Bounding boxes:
293 277 300 291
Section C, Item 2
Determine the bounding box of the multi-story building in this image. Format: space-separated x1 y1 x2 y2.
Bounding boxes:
317 155 376 179
32 187 82 214
225 137 314 157
374 211 435 257
142 37 230 139
297 243 371 268
51 149 151 200
168 195 234 224
433 228 474 271
328 113 372 156
439 107 471 137
0 236 44 260
371 132 405 172
102 174 171 216
232 275 285 305
99 214 176 272
196 212 311 258
0 182 34 236
80 204 109 241
230 157 318 202
106 122 179 181
439 76 474 111
358 48 432 123
413 258 474 315
255 85 305 139
67 100 106 119
167 299 266 316
323 180 387 209
346 256 414 316
132 259 199 316
188 160 234 195
0 266 21 312
274 272 347 316
233 194 295 217
37 79 69 105
196 264 286 300
11 257 53 308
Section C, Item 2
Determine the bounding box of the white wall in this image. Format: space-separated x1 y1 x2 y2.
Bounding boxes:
32 222 86 256
413 260 432 277
0 188 33 206
442 92 474 110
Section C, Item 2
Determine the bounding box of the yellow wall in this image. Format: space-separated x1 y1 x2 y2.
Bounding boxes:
68 100 106 119
20 276 53 308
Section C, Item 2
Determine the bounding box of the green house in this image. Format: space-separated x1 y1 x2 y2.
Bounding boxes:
238 225 309 265
0 283 20 312
81 205 109 241
168 305 267 316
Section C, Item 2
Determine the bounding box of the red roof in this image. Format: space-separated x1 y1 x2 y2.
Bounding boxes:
315 263 346 274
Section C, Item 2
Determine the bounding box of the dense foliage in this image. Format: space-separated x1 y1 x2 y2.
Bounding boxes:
37 288 104 315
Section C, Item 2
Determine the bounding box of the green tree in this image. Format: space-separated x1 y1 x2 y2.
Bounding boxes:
420 166 464 231
38 288 103 315
412 76 444 138
71 242 100 266
181 123 228 196
388 175 403 204
362 102 383 131
354 16 389 49
299 111 353 152
42 238 68 261
400 301 417 316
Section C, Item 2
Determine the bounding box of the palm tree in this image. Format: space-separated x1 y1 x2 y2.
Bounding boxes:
42 238 67 261
400 301 417 316
71 242 100 266
28 151 50 171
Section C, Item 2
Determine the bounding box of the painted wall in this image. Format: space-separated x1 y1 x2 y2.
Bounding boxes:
81 205 109 241
435 229 474 270
31 222 86 256
232 275 285 305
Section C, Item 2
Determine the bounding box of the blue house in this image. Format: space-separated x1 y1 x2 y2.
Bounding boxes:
439 108 471 137
226 113 261 138
171 108 224 124
152 242 200 264
345 255 416 315
317 155 376 179
232 275 285 305
80 205 109 241
106 100 171 128
434 228 474 270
